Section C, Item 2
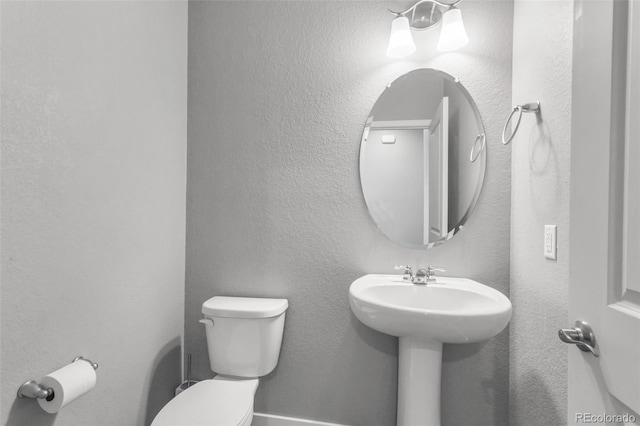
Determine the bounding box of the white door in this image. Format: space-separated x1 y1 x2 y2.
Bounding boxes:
427 97 449 242
568 0 640 424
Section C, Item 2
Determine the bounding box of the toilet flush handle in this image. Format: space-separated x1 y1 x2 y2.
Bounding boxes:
199 318 214 328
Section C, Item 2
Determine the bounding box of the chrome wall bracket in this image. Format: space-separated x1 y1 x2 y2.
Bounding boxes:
17 380 54 400
72 356 99 370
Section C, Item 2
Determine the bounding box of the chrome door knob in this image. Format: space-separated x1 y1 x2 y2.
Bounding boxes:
558 320 599 357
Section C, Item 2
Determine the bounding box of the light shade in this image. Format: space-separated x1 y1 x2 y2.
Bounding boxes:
386 16 416 58
437 7 469 52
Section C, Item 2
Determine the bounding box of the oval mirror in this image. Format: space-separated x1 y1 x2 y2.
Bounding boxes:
359 69 486 248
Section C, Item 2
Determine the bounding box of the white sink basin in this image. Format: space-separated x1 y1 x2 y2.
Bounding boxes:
349 274 511 343
349 274 512 426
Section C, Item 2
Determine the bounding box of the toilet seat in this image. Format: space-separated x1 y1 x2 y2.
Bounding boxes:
151 378 258 426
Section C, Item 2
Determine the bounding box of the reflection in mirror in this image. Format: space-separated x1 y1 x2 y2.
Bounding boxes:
359 69 486 248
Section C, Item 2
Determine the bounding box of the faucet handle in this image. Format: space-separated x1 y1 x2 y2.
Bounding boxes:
394 265 414 281
425 266 446 282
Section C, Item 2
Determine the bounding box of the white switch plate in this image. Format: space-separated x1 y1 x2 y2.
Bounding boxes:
544 225 557 260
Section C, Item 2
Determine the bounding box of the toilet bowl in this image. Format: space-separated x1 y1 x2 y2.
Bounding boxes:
151 296 288 426
151 377 258 426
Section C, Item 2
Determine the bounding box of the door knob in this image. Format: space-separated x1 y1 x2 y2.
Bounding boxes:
558 320 599 357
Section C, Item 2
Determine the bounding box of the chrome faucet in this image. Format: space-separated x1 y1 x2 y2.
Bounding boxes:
417 266 446 284
395 265 446 284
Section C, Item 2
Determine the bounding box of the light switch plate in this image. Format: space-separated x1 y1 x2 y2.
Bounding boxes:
545 225 557 260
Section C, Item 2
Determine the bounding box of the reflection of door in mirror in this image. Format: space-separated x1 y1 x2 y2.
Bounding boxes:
427 97 449 243
364 126 426 246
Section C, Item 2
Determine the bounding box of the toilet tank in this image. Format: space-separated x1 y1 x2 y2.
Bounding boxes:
201 296 288 378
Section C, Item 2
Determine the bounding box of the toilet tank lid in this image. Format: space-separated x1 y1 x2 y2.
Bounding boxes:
202 296 288 318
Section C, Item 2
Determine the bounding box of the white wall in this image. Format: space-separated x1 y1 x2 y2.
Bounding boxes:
186 1 513 425
1 2 187 425
509 1 573 424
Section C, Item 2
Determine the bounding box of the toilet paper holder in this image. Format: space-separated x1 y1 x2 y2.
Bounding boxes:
17 356 98 400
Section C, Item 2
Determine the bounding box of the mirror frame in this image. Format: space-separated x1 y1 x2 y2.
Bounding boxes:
358 68 487 249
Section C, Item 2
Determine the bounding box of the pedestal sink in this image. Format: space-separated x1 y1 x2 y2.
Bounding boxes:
349 274 512 426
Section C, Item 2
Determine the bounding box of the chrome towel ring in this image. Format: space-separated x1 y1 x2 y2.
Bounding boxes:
469 134 485 163
501 101 541 145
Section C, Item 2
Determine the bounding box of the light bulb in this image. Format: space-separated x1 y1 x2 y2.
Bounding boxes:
437 7 469 52
386 16 416 58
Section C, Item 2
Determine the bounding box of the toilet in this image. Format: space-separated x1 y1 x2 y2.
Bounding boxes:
151 296 289 426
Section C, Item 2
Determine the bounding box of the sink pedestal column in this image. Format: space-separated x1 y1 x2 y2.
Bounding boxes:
397 338 443 426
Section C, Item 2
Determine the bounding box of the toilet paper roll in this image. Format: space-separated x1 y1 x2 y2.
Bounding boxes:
37 360 97 413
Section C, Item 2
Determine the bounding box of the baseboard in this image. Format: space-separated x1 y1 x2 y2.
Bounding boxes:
252 413 350 426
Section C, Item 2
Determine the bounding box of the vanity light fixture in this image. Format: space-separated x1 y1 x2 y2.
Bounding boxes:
386 0 469 58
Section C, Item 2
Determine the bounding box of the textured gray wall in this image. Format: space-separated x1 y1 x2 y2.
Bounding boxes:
186 1 513 425
1 2 187 425
509 1 573 425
